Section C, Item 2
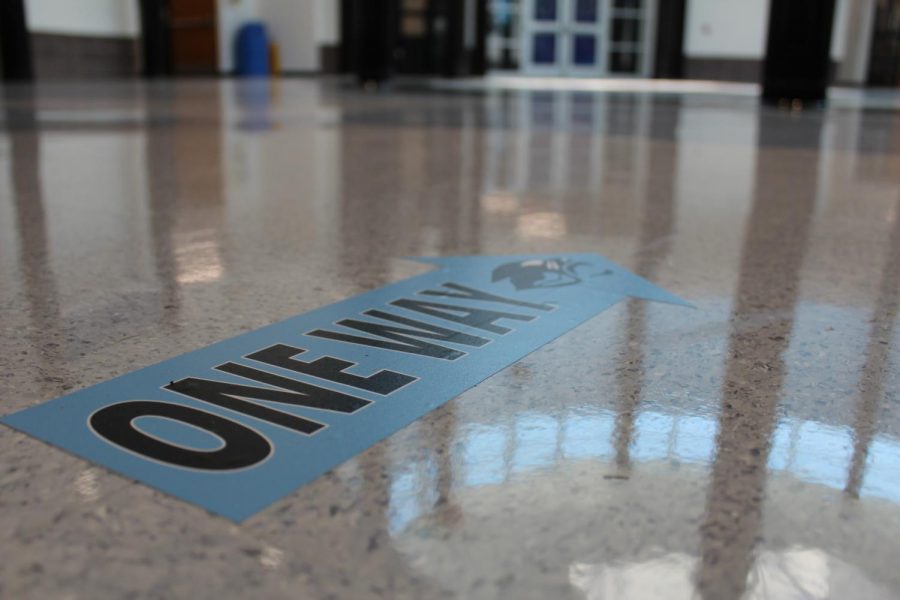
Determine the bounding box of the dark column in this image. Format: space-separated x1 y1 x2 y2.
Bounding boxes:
653 0 686 79
138 0 173 77
867 0 900 86
339 0 356 73
443 0 465 76
439 0 487 76
762 0 836 105
0 0 33 81
472 0 489 75
351 0 396 85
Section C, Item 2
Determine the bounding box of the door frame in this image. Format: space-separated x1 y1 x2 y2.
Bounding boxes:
519 0 657 77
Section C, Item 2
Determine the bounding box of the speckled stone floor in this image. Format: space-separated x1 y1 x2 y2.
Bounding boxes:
1 78 899 600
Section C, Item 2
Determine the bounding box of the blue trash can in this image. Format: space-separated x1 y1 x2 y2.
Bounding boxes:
235 22 269 76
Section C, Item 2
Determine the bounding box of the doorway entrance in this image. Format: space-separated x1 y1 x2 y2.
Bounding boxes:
169 0 219 75
140 0 219 76
515 0 655 77
869 0 900 86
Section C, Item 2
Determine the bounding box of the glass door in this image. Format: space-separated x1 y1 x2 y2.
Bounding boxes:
519 0 654 77
607 0 649 76
521 0 605 76
567 0 605 75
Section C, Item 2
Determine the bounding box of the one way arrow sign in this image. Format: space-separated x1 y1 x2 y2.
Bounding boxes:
2 254 689 521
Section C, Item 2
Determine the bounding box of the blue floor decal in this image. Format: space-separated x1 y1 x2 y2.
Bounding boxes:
1 254 688 521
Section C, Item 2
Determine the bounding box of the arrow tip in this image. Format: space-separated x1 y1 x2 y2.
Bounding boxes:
407 254 692 308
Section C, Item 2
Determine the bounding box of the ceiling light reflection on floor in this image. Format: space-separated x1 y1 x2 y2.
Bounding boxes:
481 191 520 215
175 235 225 284
516 211 567 240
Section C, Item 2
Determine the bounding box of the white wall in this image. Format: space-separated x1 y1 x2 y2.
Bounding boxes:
685 0 770 59
837 0 876 83
217 0 259 73
257 1 318 72
830 0 850 60
25 0 139 37
685 0 849 62
315 0 339 46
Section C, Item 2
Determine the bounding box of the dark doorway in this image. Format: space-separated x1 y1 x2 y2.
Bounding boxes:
395 0 434 74
341 0 486 78
169 0 219 75
140 0 219 76
654 0 686 78
869 0 900 86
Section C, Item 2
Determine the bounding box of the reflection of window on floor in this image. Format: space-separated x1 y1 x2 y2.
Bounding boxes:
672 416 716 464
463 424 509 486
768 421 856 491
386 405 900 536
481 91 652 198
562 413 614 458
512 413 559 471
389 456 438 534
632 413 674 462
863 438 900 503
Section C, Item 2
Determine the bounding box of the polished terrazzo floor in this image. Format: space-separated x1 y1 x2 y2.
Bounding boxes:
1 78 900 599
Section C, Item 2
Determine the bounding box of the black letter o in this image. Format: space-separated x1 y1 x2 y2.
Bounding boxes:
90 401 271 470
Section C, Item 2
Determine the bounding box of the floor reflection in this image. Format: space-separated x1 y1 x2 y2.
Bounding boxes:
696 109 821 600
479 90 657 242
569 546 894 599
5 85 64 392
3 82 224 365
142 81 228 327
143 83 181 325
380 93 900 598
613 96 681 473
339 96 483 288
845 192 900 500
3 77 900 599
389 402 900 518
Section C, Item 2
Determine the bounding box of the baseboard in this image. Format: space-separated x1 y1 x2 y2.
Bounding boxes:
684 57 762 83
31 32 138 80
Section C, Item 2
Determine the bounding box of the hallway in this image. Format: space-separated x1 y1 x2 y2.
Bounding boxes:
1 78 900 599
